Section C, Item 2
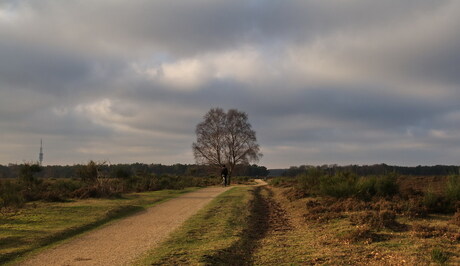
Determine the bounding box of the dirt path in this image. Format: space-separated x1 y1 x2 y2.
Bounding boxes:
17 186 231 266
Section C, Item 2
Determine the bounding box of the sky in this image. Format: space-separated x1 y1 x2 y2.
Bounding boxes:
1 0 460 168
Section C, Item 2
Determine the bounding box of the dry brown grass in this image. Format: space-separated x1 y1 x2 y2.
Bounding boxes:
253 185 460 265
451 209 460 226
340 225 382 244
349 210 404 231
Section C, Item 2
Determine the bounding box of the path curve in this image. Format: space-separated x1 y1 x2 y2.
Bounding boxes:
18 186 231 266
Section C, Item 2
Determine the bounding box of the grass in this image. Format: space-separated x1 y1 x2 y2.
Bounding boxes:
135 186 259 265
0 187 198 264
431 248 449 265
256 186 460 265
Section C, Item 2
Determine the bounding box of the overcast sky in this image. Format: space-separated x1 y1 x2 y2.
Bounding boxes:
1 0 459 168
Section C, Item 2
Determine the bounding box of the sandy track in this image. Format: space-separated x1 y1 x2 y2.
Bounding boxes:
18 186 231 266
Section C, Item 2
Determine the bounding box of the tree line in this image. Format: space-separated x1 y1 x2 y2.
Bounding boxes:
0 163 269 179
281 164 460 177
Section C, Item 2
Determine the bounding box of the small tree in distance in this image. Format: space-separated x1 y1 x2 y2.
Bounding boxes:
192 108 262 178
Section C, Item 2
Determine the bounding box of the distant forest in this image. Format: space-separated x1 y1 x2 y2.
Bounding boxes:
279 164 460 177
0 163 269 179
2 163 459 179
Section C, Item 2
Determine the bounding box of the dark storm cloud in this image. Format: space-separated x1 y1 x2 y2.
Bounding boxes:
0 41 90 92
1 0 459 166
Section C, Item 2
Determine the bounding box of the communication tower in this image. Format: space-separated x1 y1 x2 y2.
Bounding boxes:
39 139 44 165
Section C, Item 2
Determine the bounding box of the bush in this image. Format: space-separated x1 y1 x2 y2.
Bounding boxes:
356 177 377 200
72 178 122 199
39 179 84 202
341 225 380 244
19 163 42 184
77 160 107 183
269 176 295 187
354 174 398 200
295 172 400 199
350 210 401 231
121 174 220 193
423 190 451 213
446 175 460 202
319 172 358 198
297 168 324 194
375 174 399 197
399 198 428 218
0 181 24 209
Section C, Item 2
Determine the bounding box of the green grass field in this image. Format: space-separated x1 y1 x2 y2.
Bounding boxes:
135 186 258 265
0 188 197 264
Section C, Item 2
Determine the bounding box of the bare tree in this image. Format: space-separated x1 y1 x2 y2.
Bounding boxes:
193 108 262 177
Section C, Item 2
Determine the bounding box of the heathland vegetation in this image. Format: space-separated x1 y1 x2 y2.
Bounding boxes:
2 161 459 264
266 168 460 264
134 169 460 264
0 162 267 211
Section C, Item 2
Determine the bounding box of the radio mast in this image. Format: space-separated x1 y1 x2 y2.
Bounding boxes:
39 139 44 165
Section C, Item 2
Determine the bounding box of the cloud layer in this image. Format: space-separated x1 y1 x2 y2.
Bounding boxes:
1 0 459 167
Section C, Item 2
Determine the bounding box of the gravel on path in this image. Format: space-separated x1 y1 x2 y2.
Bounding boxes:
17 186 231 266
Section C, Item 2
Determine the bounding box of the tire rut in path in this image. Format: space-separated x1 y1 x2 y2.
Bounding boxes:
17 186 231 266
201 184 292 265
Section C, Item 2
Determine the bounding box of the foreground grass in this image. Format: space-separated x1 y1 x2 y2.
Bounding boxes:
255 186 460 265
0 188 197 264
136 186 265 265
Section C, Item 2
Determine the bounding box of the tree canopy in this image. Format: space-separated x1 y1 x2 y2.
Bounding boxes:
192 108 262 176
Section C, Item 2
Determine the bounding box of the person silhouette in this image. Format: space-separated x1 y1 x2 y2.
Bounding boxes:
221 164 229 186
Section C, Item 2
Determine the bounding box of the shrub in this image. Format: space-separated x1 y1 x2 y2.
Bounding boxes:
77 160 107 183
51 179 83 193
356 176 377 200
399 198 428 218
445 175 460 202
349 210 401 231
423 190 451 213
72 178 122 199
38 179 84 202
375 173 399 197
0 180 24 209
269 176 295 187
355 174 398 200
341 225 380 244
319 172 358 198
303 205 343 222
19 163 42 184
297 168 324 193
330 198 369 212
112 166 131 179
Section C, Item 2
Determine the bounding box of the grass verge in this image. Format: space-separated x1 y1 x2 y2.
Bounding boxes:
135 186 267 265
0 188 198 265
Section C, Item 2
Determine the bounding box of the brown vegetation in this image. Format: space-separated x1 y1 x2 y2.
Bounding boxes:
266 173 460 264
0 161 224 213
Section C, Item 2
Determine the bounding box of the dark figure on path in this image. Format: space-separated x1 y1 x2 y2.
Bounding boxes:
221 164 229 186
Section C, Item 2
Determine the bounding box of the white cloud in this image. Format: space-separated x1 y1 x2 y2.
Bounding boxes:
135 47 270 90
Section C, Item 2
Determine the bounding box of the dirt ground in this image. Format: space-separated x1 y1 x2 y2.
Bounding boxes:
16 186 231 266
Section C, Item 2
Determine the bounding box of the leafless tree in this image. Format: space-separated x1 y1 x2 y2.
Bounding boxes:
193 108 262 177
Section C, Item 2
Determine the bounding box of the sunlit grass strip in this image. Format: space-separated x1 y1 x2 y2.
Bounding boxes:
0 188 198 265
136 186 254 265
